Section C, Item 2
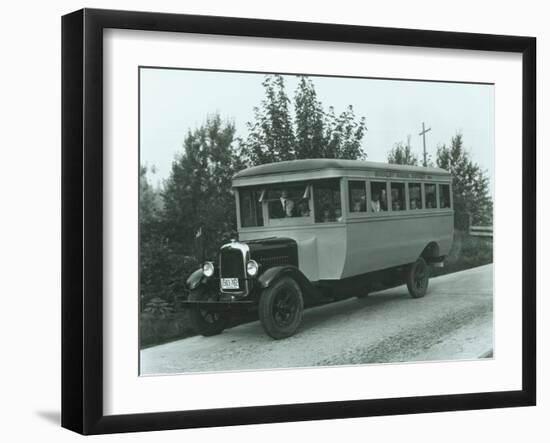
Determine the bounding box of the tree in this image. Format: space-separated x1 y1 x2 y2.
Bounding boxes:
243 74 367 165
139 115 241 313
162 113 240 265
139 165 173 309
293 76 325 159
323 105 367 159
242 75 295 165
436 132 493 230
387 135 418 165
139 164 162 223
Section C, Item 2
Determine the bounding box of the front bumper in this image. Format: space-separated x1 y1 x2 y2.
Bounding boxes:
180 299 257 311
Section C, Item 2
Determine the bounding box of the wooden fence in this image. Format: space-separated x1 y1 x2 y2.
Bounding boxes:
469 225 493 238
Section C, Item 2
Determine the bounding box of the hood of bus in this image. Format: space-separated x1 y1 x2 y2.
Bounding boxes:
242 237 299 269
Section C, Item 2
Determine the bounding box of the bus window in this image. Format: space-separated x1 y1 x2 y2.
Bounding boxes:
425 184 436 209
349 181 367 213
439 184 451 208
408 183 422 209
266 184 310 219
314 179 342 223
390 183 406 211
370 181 387 212
240 188 264 227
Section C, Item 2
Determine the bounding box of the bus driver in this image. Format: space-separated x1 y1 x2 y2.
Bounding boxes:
280 190 295 217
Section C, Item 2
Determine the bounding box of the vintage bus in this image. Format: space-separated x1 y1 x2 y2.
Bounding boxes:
185 159 454 339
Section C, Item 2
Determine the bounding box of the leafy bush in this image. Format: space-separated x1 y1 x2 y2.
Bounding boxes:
143 297 173 319
436 133 493 230
433 230 493 277
140 311 194 348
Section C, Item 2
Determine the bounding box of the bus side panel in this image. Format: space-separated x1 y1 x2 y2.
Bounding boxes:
239 225 347 281
313 226 347 280
342 212 454 279
436 213 454 257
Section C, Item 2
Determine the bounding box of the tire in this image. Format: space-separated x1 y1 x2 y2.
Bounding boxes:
188 288 230 337
406 257 430 298
259 276 304 339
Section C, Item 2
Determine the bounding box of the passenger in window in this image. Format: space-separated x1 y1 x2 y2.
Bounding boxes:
297 200 310 217
285 199 295 217
352 197 366 213
371 193 381 212
392 199 401 211
425 184 437 209
280 190 295 217
380 189 388 211
322 205 336 222
411 198 422 209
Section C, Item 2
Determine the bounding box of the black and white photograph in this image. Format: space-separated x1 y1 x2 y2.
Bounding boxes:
138 68 495 375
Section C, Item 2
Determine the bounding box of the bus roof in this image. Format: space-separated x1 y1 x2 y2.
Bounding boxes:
233 158 450 187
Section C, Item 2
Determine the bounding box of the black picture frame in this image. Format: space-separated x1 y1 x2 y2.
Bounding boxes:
61 8 536 435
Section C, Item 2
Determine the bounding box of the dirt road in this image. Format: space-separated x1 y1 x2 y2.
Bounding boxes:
140 264 493 375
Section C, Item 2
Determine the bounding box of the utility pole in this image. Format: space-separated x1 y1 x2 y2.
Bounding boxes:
419 122 431 167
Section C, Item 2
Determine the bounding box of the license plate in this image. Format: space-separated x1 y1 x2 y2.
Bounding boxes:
221 278 239 290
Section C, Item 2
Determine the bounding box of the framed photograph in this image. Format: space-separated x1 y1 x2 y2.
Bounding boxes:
61 8 536 435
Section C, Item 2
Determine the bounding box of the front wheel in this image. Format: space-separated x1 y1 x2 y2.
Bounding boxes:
406 257 430 298
188 288 230 336
259 276 304 339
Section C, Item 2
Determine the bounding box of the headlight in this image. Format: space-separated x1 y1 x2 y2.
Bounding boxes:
202 261 215 277
246 260 259 276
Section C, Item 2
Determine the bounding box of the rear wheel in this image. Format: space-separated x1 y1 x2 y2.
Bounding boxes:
406 257 430 298
188 288 230 336
259 276 304 339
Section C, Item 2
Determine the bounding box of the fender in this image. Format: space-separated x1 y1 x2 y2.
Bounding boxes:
257 265 328 304
186 268 205 290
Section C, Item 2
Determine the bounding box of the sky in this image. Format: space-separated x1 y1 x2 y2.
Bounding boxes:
140 68 494 194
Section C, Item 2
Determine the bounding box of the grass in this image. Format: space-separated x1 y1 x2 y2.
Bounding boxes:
432 229 493 277
140 311 194 348
140 309 258 349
